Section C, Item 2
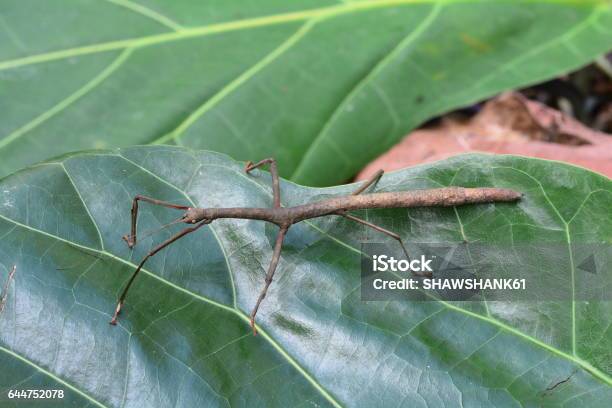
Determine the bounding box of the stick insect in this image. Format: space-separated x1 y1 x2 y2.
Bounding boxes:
110 158 521 334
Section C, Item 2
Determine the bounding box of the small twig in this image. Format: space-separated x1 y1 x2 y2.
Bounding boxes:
543 369 577 394
0 265 16 315
110 158 522 332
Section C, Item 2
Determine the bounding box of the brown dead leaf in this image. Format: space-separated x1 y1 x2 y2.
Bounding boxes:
357 92 612 180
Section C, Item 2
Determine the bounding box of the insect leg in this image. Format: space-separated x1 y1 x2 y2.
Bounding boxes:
124 195 190 248
338 212 431 278
245 158 281 208
351 169 384 195
347 171 429 275
111 220 209 325
250 227 288 335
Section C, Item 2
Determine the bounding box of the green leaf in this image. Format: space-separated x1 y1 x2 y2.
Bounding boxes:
0 146 610 407
1 0 611 185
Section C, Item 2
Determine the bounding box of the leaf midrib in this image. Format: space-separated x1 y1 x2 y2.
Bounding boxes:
0 0 604 71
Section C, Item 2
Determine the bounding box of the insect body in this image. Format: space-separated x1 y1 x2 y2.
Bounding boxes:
111 158 521 334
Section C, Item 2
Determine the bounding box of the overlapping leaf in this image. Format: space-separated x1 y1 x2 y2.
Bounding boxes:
0 146 610 407
1 0 611 185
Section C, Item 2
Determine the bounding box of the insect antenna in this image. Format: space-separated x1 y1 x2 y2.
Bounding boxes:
122 216 185 246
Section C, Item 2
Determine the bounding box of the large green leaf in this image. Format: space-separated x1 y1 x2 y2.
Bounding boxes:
0 0 611 185
0 145 610 407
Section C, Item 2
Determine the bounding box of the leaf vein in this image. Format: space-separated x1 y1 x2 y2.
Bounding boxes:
0 345 109 408
115 153 239 307
290 2 443 180
0 48 133 151
157 19 317 144
0 0 605 72
103 0 183 32
113 153 343 408
59 163 105 250
180 156 611 385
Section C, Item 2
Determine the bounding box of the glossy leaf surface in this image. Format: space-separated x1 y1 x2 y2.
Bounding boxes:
0 146 610 407
0 1 611 185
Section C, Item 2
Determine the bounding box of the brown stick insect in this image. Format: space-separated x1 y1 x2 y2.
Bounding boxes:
110 158 521 334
